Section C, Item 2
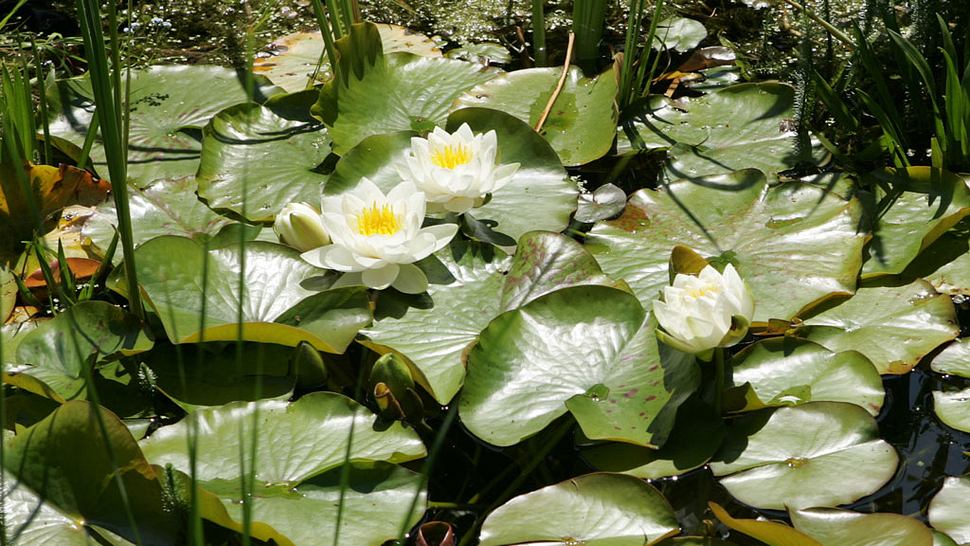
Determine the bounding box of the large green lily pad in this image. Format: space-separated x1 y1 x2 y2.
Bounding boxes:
364 232 619 404
47 66 282 183
862 168 970 277
9 301 153 400
710 402 898 510
206 463 425 546
798 280 959 374
478 473 680 546
460 285 698 447
902 217 970 296
4 401 183 544
453 64 619 166
587 170 866 322
2 468 96 545
128 236 370 353
933 388 970 433
196 101 332 222
141 392 427 546
729 338 884 415
617 83 825 178
254 25 441 92
81 177 235 265
314 23 498 154
931 338 970 378
362 241 509 404
929 476 970 545
789 508 934 546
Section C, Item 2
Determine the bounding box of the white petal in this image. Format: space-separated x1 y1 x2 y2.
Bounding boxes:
444 196 476 213
362 263 400 290
301 245 362 272
455 123 475 141
387 180 419 204
422 223 459 252
392 263 429 294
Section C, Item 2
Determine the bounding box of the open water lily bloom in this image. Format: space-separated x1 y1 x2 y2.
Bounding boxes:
397 123 519 214
300 178 457 294
652 263 755 356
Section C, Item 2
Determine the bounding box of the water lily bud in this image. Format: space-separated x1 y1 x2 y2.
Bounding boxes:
652 263 755 356
397 123 519 214
274 202 330 252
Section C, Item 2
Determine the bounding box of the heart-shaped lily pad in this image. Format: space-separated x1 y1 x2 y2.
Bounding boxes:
587 170 866 322
861 167 970 277
453 64 619 166
478 473 680 546
652 17 708 51
2 468 100 545
8 301 153 401
931 338 970 378
929 476 970 545
798 280 959 374
617 83 825 178
81 177 235 265
711 402 898 510
933 388 970 433
140 392 427 545
789 508 934 546
460 285 698 447
254 25 441 92
729 338 884 415
314 23 498 154
47 66 282 183
196 101 332 222
127 236 370 353
364 232 619 404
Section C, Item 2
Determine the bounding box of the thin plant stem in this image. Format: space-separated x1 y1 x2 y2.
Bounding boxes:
535 32 575 132
714 347 725 415
311 0 341 82
779 0 855 50
532 0 547 66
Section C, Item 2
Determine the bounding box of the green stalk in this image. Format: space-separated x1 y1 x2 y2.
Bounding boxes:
532 0 547 67
713 347 725 415
74 0 143 319
311 0 341 82
32 41 52 165
619 0 644 108
325 0 347 38
779 0 855 49
571 0 607 74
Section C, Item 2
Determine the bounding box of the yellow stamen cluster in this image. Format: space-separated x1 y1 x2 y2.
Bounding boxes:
687 284 720 299
357 202 400 236
431 144 472 169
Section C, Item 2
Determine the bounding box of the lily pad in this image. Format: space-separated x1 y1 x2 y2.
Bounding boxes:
142 342 297 412
314 23 498 154
453 64 619 166
81 177 235 265
207 463 425 546
929 476 970 545
933 388 970 433
653 17 708 52
4 401 183 544
902 218 970 296
362 241 509 404
862 167 970 277
47 65 282 183
931 338 970 378
128 236 370 353
789 508 933 546
196 101 332 222
575 183 627 223
254 25 441 92
9 301 153 400
140 392 427 546
708 502 821 546
2 468 93 545
617 83 825 178
587 170 866 322
729 338 884 415
478 473 680 546
710 402 898 510
798 280 959 374
460 285 698 447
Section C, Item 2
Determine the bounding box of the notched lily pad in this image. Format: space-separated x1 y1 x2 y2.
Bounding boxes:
790 508 933 546
929 476 970 545
478 473 680 546
931 338 970 378
711 402 898 510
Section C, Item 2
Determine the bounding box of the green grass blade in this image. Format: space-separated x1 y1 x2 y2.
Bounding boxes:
572 0 607 73
532 0 547 67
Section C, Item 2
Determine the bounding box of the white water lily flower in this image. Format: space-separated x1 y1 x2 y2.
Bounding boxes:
397 123 519 214
301 178 457 293
652 263 755 356
274 202 331 252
